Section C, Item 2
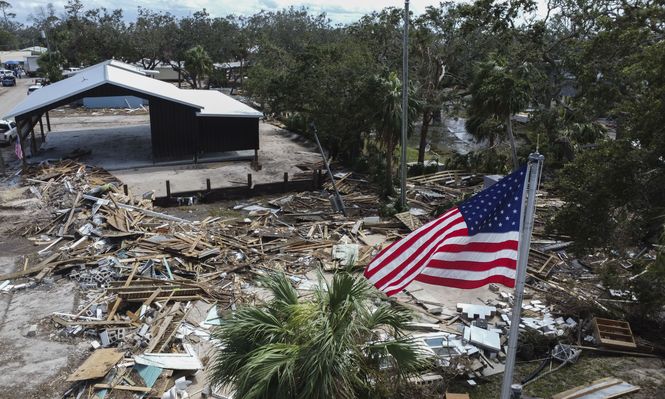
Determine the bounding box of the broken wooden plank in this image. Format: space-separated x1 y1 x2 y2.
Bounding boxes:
58 192 82 237
552 377 640 399
592 317 637 349
67 348 124 381
93 384 152 393
394 211 423 231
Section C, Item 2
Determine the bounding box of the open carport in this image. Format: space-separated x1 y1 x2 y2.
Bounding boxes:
6 60 263 164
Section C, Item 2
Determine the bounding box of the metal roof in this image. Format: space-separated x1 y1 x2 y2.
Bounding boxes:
6 60 262 119
180 90 262 118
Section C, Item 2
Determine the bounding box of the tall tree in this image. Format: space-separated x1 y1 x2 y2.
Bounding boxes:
37 50 64 81
550 0 665 250
371 71 419 196
127 8 177 69
466 59 531 169
183 45 212 88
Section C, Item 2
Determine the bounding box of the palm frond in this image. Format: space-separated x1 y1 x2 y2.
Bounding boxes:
260 272 299 306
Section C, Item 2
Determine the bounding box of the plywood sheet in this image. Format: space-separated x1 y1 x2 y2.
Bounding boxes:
552 377 640 399
67 348 124 381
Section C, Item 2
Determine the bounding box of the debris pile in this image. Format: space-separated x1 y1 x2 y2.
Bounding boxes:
0 161 658 397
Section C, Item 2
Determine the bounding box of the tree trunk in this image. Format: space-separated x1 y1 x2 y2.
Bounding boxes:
177 61 182 88
385 134 395 196
506 115 519 169
417 109 432 165
239 59 244 90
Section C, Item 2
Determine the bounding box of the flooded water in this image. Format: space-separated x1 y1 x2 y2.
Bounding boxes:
410 116 485 156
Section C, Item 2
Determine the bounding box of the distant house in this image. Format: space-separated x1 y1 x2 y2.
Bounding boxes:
20 46 48 54
214 60 249 89
147 61 180 82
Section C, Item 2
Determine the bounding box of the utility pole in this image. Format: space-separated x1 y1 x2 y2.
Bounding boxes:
40 30 51 59
400 0 409 210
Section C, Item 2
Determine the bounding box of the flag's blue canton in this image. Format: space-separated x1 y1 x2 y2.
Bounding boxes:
457 167 527 235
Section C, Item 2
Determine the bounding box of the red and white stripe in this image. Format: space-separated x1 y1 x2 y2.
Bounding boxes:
364 207 519 296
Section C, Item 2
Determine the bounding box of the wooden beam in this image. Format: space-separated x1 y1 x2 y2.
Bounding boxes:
93 384 152 393
30 126 37 155
58 192 82 237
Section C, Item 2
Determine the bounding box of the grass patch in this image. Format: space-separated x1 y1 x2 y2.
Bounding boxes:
446 354 652 399
395 146 443 163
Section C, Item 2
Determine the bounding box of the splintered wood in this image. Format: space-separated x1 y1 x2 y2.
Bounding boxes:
9 160 608 398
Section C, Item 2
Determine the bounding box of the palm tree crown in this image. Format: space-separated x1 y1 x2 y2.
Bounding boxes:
209 272 428 399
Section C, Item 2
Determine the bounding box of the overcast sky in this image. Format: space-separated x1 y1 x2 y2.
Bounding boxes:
13 0 460 25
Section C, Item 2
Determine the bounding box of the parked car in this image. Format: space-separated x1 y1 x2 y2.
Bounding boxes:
0 119 17 144
0 69 13 77
27 84 42 95
2 75 15 86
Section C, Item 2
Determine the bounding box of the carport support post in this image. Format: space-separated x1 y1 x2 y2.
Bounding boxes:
16 119 26 168
30 126 37 155
45 112 51 132
38 117 45 143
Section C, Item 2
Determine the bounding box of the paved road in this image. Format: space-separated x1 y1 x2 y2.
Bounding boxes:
0 78 32 119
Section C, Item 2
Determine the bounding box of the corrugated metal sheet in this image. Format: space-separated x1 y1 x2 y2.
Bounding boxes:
9 60 261 119
198 116 259 154
149 98 198 160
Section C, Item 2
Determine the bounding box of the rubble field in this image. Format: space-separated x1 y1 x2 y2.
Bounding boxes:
0 160 662 399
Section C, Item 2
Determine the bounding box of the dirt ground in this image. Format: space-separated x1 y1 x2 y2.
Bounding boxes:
0 185 87 399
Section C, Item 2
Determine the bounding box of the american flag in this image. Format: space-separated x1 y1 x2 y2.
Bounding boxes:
364 167 527 296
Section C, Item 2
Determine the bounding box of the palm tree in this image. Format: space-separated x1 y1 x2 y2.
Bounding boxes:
209 272 428 399
183 45 213 88
466 59 531 169
373 72 420 196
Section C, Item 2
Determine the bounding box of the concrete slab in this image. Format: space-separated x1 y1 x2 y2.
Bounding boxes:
113 122 321 196
464 325 501 351
457 303 497 320
396 280 499 313
31 124 155 170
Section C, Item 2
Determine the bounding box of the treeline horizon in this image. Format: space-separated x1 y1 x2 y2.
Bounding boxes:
0 0 662 255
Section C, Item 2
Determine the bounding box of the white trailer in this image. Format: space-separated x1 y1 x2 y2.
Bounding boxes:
24 55 40 76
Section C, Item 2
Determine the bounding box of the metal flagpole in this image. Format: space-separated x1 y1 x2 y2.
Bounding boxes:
399 0 409 210
500 152 544 399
